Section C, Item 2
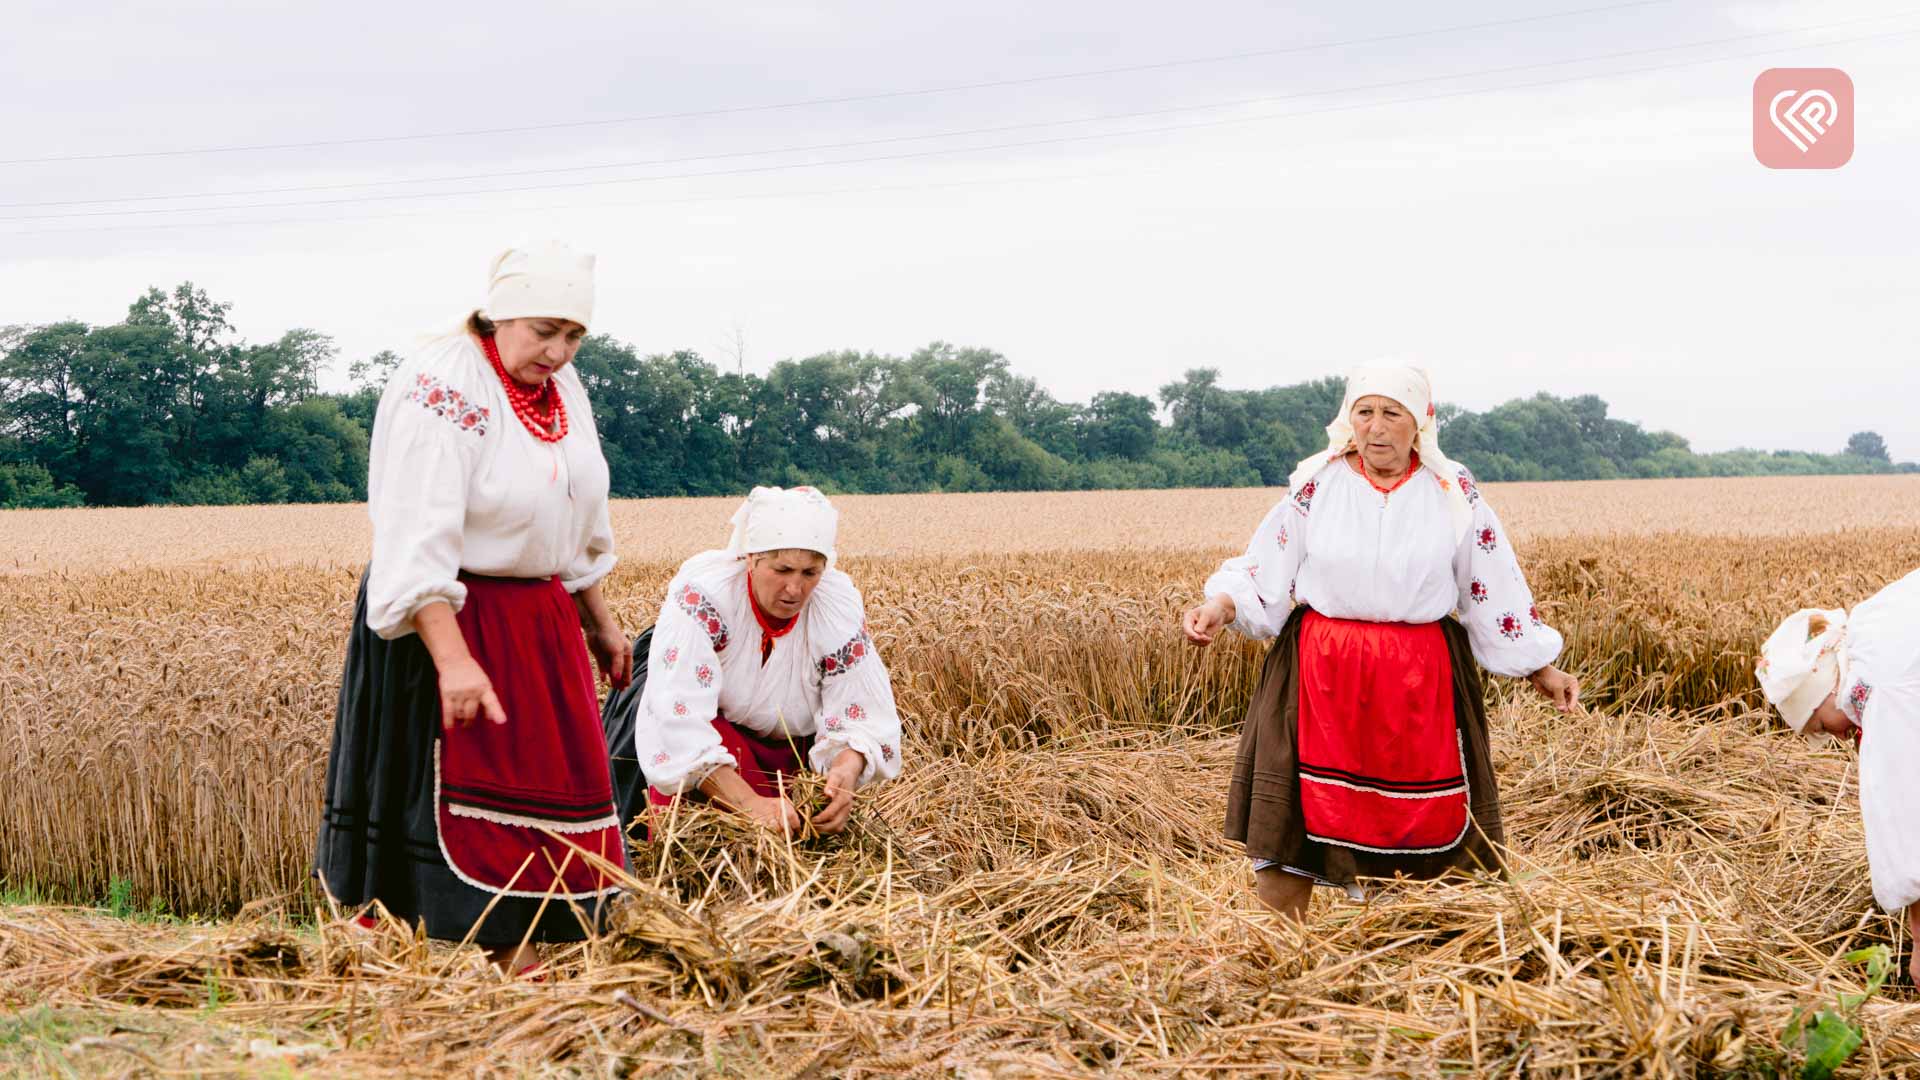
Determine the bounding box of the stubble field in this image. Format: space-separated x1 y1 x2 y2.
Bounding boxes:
1 475 1917 1077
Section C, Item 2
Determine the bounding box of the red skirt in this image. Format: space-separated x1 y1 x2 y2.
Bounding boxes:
436 574 625 898
1296 611 1468 853
646 717 813 814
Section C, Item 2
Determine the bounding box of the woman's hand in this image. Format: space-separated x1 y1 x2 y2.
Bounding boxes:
573 584 631 690
745 793 803 836
1181 595 1236 647
1528 665 1580 713
414 601 506 727
810 750 866 835
586 623 633 690
438 656 507 728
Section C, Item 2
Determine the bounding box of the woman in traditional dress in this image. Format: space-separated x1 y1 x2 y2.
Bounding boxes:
315 242 632 975
1181 365 1579 919
1756 568 1920 983
601 485 902 837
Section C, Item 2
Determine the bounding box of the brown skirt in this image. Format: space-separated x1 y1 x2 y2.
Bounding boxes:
1225 606 1506 886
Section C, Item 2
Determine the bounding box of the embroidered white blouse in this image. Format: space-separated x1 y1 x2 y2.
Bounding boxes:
634 550 904 794
364 333 617 639
1203 457 1562 678
1835 566 1920 911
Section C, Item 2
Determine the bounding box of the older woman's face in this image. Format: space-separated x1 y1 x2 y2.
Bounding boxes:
1804 694 1856 738
748 549 828 621
493 317 586 387
1350 394 1418 474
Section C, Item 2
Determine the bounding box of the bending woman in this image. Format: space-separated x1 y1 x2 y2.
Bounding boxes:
1181 365 1578 919
1757 568 1920 984
316 243 632 974
603 485 902 838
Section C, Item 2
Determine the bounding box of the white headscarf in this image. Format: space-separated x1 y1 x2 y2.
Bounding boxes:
1757 607 1850 733
483 241 596 330
725 486 839 566
1287 364 1473 542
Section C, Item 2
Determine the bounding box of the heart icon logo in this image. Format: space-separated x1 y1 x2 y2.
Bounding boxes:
1769 88 1839 152
1754 69 1853 170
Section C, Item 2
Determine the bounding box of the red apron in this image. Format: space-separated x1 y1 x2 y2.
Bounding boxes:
436 574 624 898
1296 611 1469 854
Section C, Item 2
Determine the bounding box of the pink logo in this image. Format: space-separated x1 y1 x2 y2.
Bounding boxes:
1753 68 1852 169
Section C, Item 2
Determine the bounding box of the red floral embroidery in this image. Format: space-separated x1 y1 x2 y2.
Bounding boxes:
676 586 730 653
1469 579 1488 604
663 646 680 668
880 743 895 762
651 751 670 766
1276 523 1289 549
672 701 689 717
1529 603 1543 626
846 704 865 721
695 663 714 688
1848 680 1873 716
1497 612 1524 641
1291 481 1317 515
1457 469 1480 505
824 714 843 733
820 626 873 679
407 373 490 436
1476 526 1498 553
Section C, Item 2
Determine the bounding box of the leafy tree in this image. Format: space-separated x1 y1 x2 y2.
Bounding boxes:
1845 431 1890 463
1078 391 1159 460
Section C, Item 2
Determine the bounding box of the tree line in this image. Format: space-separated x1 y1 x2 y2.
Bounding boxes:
1 284 1910 509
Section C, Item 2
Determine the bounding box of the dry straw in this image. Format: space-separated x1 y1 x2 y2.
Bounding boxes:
1 486 1917 1074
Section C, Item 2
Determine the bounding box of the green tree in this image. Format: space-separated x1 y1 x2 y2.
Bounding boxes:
1845 431 1890 463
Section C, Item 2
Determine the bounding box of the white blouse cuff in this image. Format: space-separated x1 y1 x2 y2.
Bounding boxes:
1204 570 1271 639
651 745 739 797
1478 627 1563 679
809 736 887 787
369 580 468 640
562 553 618 594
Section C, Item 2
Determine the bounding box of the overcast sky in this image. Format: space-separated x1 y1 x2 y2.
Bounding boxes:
3 1 1915 458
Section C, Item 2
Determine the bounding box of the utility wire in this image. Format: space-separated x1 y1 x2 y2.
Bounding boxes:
6 11 1914 224
5 23 1911 239
0 1 1676 166
5 7 1910 214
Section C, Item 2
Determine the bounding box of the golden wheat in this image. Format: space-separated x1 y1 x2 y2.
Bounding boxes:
1 480 1917 1076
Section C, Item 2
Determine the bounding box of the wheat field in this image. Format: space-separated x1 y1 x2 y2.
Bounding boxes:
2 476 1918 1077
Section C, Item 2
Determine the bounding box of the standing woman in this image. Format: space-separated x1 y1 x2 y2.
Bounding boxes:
1181 365 1579 919
316 242 633 974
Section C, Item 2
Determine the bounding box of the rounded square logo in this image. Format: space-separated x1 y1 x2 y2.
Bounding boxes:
1754 68 1853 169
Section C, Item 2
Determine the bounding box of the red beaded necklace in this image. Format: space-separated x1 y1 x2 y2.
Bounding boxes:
481 334 569 443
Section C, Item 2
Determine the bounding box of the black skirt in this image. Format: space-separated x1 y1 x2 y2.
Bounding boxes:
1224 605 1507 886
599 626 656 840
313 571 618 946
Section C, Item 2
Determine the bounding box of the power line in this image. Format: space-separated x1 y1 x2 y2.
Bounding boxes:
5 22 1912 240
0 0 1675 166
6 11 1913 224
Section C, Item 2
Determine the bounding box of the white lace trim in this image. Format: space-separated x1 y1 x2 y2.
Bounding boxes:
446 801 619 834
433 745 625 901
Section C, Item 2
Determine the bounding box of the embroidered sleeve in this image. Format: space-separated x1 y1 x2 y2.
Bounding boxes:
1838 676 1872 726
1202 496 1307 640
632 582 735 794
405 373 491 435
365 365 487 640
806 576 902 788
674 583 732 654
819 626 873 679
1454 483 1563 678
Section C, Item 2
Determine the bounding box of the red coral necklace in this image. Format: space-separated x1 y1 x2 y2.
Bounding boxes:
481 334 569 443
